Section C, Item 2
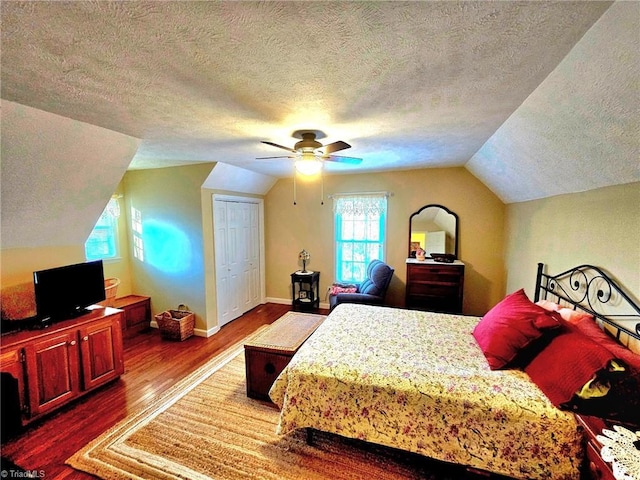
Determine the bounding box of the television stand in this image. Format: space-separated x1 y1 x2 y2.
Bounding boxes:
0 307 124 432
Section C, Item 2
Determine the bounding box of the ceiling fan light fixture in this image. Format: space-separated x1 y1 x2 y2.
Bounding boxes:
295 155 323 176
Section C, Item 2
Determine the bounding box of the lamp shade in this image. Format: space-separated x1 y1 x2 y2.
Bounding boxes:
295 154 323 176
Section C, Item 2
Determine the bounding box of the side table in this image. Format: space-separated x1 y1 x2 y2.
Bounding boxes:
291 270 320 312
576 414 621 480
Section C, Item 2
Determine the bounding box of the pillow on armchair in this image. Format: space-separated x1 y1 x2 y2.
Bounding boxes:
329 260 394 310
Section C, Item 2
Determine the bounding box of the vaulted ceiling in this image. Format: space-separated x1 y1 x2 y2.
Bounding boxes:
1 1 638 203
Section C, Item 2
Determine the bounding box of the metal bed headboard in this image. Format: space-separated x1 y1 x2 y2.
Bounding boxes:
534 263 640 342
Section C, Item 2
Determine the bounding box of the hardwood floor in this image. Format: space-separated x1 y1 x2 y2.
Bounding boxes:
1 303 325 480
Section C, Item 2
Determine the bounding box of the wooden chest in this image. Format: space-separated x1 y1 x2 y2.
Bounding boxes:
244 311 324 401
113 295 151 338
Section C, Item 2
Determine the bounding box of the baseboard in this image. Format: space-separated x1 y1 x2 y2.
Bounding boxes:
150 300 329 337
149 320 219 338
264 296 290 305
265 297 329 310
197 326 220 337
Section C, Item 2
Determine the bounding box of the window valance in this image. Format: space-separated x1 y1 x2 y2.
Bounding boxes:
332 193 389 216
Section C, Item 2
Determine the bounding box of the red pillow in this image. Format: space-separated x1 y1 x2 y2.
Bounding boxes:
473 289 562 370
525 326 615 407
572 317 640 378
569 318 640 423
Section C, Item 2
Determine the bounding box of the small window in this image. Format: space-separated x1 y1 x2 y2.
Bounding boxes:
85 198 120 261
131 206 144 261
334 194 387 283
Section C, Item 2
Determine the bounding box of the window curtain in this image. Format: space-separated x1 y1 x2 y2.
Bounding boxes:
332 193 388 216
103 197 121 220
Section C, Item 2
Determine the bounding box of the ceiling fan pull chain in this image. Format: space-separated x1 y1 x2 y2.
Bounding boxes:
293 166 297 205
320 172 324 205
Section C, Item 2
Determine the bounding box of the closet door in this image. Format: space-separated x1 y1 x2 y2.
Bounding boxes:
214 200 261 327
214 200 235 327
245 202 260 310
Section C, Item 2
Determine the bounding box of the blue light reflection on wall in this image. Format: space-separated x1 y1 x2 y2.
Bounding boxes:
143 219 192 274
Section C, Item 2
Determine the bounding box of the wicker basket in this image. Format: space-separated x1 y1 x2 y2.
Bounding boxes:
104 278 120 307
155 305 195 341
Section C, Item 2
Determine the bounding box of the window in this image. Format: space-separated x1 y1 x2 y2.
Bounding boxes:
334 194 387 283
131 206 144 261
85 197 120 261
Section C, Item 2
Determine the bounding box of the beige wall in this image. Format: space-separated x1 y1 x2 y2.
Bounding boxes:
504 182 640 300
123 164 215 331
0 181 132 319
265 167 506 316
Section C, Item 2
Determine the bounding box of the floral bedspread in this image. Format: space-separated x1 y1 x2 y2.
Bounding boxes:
269 304 583 480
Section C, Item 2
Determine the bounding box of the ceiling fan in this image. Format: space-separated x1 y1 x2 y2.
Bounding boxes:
257 131 362 175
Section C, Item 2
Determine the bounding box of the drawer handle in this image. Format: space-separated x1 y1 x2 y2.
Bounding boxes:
69 340 77 346
82 336 89 342
589 461 603 479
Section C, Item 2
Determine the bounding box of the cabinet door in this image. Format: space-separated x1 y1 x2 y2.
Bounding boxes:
78 315 124 391
1 347 28 431
25 330 81 418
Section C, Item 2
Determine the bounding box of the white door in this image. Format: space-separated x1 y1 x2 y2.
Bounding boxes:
425 230 446 256
214 199 261 327
214 200 234 327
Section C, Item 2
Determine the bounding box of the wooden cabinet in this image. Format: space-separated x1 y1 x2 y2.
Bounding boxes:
113 295 151 338
0 307 124 426
405 259 464 314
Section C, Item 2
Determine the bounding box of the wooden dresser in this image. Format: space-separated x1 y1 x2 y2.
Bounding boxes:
405 259 464 314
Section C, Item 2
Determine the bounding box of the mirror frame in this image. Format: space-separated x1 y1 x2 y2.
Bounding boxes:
408 204 459 259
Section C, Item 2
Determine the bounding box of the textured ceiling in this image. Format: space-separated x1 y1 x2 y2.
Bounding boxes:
2 1 636 203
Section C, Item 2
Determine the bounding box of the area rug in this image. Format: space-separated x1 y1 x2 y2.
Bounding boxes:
67 323 466 480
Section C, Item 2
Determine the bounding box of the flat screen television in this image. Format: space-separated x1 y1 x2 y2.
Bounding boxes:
33 260 106 322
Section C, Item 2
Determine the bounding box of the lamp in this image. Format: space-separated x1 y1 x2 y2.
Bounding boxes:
298 249 310 272
295 153 323 176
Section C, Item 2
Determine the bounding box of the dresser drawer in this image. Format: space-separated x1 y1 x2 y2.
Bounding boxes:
575 414 617 480
407 264 463 282
407 282 459 297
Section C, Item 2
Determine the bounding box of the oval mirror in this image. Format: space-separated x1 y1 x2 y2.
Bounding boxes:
408 204 459 259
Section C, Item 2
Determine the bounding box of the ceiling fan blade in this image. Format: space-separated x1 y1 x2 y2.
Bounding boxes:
319 140 351 155
256 155 296 159
261 141 297 153
323 155 362 164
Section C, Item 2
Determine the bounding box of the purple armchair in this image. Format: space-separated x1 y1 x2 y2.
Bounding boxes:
329 260 395 311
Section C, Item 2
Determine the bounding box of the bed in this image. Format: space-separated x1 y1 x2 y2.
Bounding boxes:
269 264 640 480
